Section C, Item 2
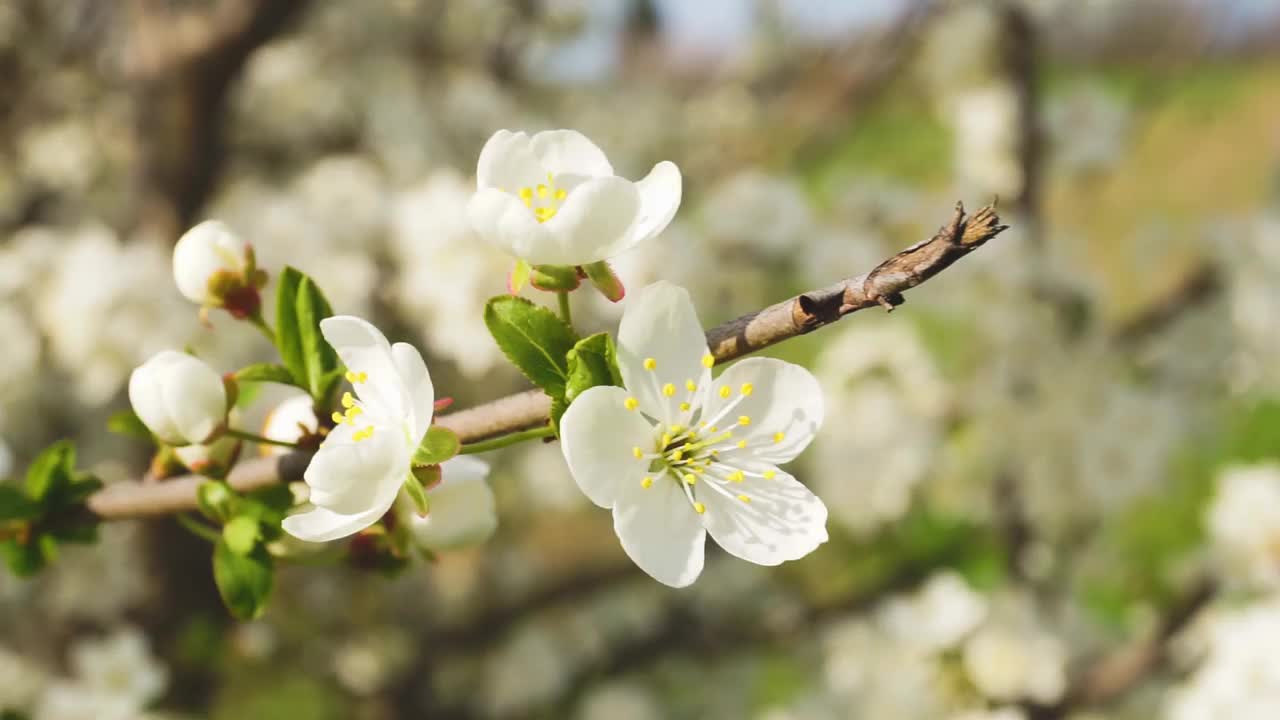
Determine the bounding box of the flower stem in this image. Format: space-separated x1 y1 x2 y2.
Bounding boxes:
224 428 300 450
556 291 573 328
247 312 276 344
459 425 555 455
176 513 222 544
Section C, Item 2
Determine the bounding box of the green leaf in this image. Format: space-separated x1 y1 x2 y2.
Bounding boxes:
0 538 44 577
24 441 75 503
403 472 430 517
296 276 339 399
275 267 306 386
106 410 152 440
412 426 460 467
549 396 569 436
233 363 298 386
223 515 261 556
483 296 578 398
565 332 622 404
59 474 102 506
0 486 37 522
213 538 274 620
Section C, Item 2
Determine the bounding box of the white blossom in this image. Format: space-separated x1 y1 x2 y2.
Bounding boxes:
397 455 497 552
1207 464 1280 589
1166 594 1280 720
467 129 682 265
559 281 827 587
128 351 229 446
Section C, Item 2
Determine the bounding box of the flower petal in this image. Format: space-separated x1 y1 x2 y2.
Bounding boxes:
700 465 828 566
612 472 706 587
705 357 824 464
560 386 654 509
467 188 556 263
529 129 613 177
542 176 640 265
282 503 389 543
320 315 407 421
391 342 434 442
128 360 181 443
476 130 543 190
622 161 682 248
158 354 226 445
303 429 406 515
616 282 711 423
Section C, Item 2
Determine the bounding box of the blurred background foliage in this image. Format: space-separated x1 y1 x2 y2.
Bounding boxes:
2 0 1280 718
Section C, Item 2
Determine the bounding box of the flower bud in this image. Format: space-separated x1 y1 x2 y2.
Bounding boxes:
398 456 496 551
260 394 320 457
583 260 625 302
172 220 266 317
128 351 229 446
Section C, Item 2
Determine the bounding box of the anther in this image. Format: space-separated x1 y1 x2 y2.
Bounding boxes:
683 474 697 485
679 402 691 412
719 386 732 399
641 477 653 489
763 470 777 480
643 358 656 371
624 397 639 411
685 379 697 392
341 392 355 409
773 431 785 443
737 494 751 503
701 353 714 368
738 416 751 426
662 383 676 397
741 383 754 396
694 502 706 514
632 447 643 459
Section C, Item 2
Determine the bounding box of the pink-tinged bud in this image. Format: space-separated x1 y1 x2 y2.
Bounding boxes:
583 261 625 302
173 220 269 318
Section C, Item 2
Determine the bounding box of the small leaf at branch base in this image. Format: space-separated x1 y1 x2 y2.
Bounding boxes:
0 486 38 522
233 363 298 386
213 538 274 620
412 427 460 467
24 441 75 503
106 410 152 441
483 295 578 399
197 481 236 523
222 515 261 556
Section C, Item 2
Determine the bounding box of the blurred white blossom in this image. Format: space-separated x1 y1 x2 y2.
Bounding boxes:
1166 593 1280 720
1208 464 1280 590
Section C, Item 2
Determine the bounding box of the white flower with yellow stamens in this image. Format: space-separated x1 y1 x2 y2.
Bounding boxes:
559 281 828 587
282 316 435 543
466 129 682 266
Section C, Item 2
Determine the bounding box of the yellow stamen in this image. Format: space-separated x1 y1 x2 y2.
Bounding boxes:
624 397 639 411
671 449 684 461
763 470 777 480
773 431 785 443
536 184 548 199
737 494 751 503
683 474 697 485
729 470 745 483
702 353 715 368
643 357 657 371
694 502 706 514
554 188 567 200
341 392 355 409
662 383 675 397
719 386 732 399
670 424 684 433
679 402 691 412
738 416 751 426
661 433 672 447
737 440 747 449
632 447 643 459
741 383 754 396
331 411 346 425
685 379 697 392
641 477 653 489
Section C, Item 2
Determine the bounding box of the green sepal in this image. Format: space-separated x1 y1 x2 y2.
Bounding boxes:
213 538 274 620
413 426 460 467
529 264 581 292
483 295 578 399
403 471 431 517
196 481 236 523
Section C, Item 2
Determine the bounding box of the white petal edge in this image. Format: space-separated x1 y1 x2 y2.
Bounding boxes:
529 129 613 177
406 470 498 550
475 130 543 190
282 503 389 543
612 472 706 587
467 188 556 263
621 161 682 250
159 355 225 445
128 360 181 443
700 466 828 566
706 357 824 465
391 342 434 442
319 315 405 420
560 386 654 509
616 281 711 423
542 175 640 265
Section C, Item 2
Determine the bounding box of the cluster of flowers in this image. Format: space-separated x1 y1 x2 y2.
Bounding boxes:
127 129 829 587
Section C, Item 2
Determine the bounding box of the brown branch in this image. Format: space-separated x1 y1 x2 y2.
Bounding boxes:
86 202 1008 521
